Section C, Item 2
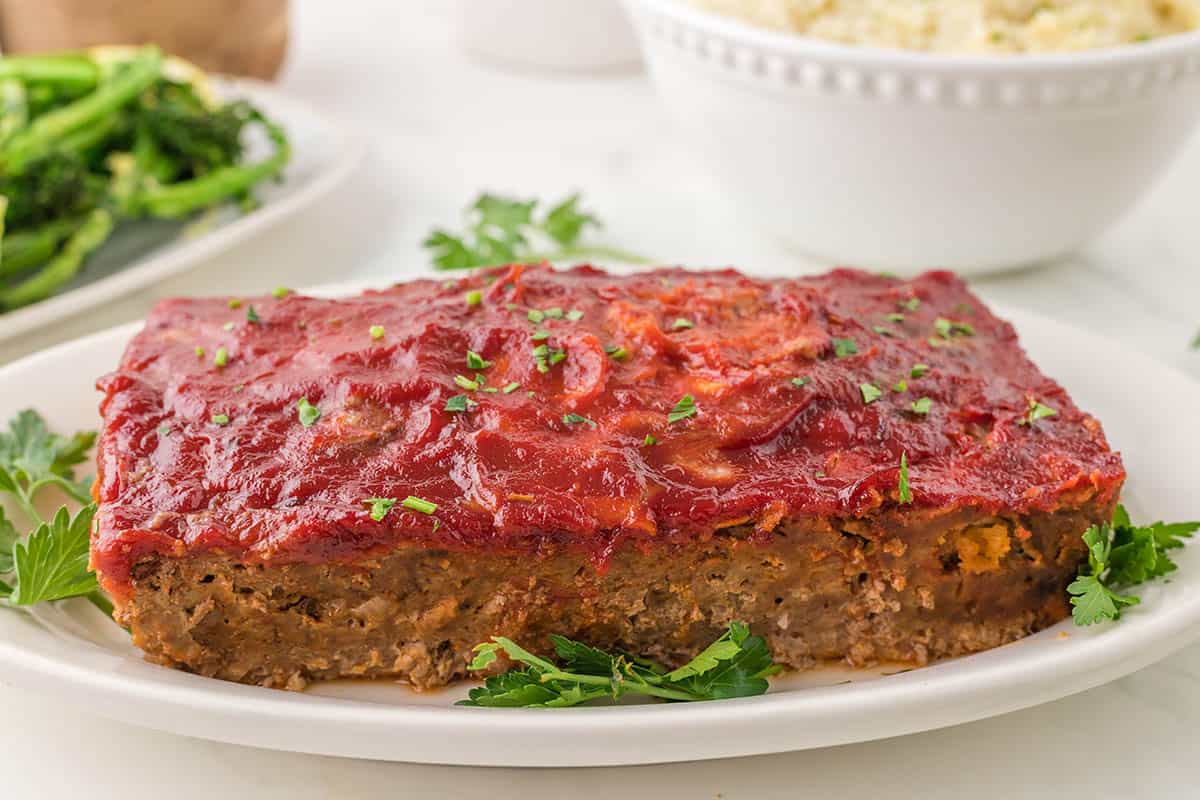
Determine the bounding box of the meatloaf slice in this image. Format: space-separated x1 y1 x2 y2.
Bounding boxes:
92 265 1125 689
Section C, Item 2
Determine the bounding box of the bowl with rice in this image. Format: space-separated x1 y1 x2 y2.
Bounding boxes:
622 0 1200 273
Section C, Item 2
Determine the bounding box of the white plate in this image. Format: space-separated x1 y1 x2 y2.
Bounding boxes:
0 78 365 343
0 287 1198 767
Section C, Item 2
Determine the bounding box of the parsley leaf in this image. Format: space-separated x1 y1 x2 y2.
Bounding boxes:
910 397 933 416
363 497 397 522
898 452 912 504
0 408 96 507
445 395 474 413
9 505 98 605
0 412 108 612
1019 398 1057 426
459 621 781 707
466 351 492 370
859 383 882 404
296 397 321 428
562 413 597 428
671 318 694 331
423 192 645 270
1068 506 1199 625
0 507 19 574
667 394 697 423
832 338 858 358
541 193 600 247
933 318 974 339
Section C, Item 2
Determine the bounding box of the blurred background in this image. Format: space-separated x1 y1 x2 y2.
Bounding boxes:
2 2 1200 796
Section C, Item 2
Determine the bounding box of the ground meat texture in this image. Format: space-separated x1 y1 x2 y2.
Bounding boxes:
119 505 1106 690
93 265 1126 689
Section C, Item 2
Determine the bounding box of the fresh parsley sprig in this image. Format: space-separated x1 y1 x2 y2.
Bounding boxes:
459 621 781 707
1068 504 1199 625
0 409 106 612
423 192 647 271
0 409 94 522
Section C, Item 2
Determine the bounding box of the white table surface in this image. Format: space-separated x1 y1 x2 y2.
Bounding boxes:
3 2 1200 797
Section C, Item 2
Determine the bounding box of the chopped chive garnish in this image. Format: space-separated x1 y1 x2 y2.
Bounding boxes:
671 318 694 331
605 345 629 361
369 325 385 340
401 496 438 515
246 305 260 323
893 379 908 393
544 307 564 320
899 297 920 312
194 346 205 358
272 287 291 299
211 413 229 426
445 395 474 412
566 309 584 321
364 497 396 521
898 453 912 504
466 289 483 306
505 303 518 311
790 377 810 388
910 397 933 416
222 321 235 331
548 349 566 366
454 375 480 391
531 329 550 341
885 313 906 323
228 299 242 310
157 425 171 436
297 397 321 427
832 338 858 358
501 382 520 394
667 394 697 423
233 384 244 393
527 309 545 323
213 347 228 368
860 383 882 404
910 363 930 378
643 434 658 446
466 351 493 370
562 413 597 427
872 325 895 337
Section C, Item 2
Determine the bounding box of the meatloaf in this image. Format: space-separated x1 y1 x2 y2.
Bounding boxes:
92 265 1125 690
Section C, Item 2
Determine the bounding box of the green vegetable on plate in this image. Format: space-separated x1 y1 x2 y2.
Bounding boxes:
0 46 290 312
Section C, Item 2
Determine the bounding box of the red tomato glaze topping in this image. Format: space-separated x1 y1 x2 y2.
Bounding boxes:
92 265 1125 597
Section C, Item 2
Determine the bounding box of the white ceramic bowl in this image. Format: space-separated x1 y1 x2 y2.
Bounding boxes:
623 0 1200 274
